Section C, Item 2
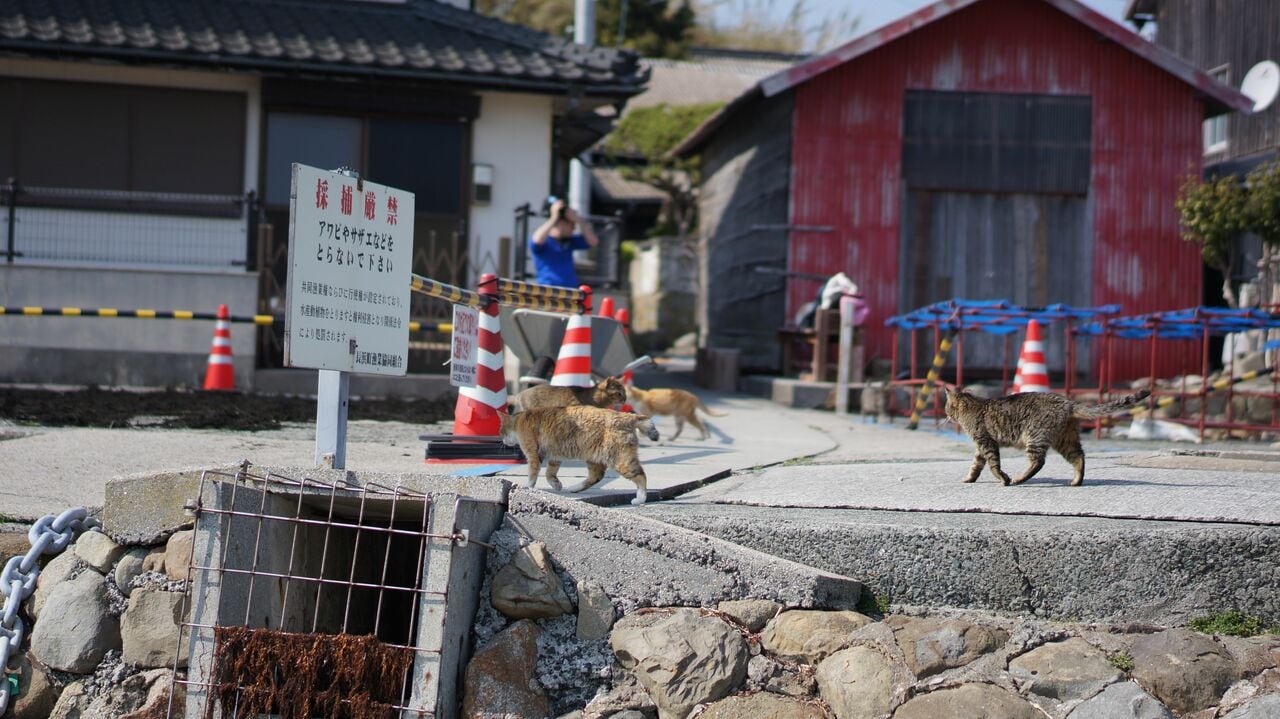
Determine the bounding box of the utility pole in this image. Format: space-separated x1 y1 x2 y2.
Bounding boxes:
568 0 595 218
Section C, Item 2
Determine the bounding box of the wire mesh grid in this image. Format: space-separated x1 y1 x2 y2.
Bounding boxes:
169 466 462 719
8 185 249 270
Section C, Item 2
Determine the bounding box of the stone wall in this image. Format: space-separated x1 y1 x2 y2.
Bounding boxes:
8 524 192 718
466 529 1280 719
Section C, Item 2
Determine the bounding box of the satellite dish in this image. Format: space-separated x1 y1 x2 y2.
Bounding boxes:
1240 60 1280 112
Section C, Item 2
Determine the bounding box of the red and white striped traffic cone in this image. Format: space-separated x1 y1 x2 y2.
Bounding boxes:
452 274 508 437
550 286 593 388
1012 319 1049 393
202 304 235 391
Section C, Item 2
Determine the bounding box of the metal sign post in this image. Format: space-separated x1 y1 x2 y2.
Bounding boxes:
283 164 414 469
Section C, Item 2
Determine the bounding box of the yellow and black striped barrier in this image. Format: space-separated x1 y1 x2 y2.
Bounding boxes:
410 274 489 308
908 329 957 431
498 293 584 314
1129 366 1276 414
0 306 450 333
495 277 586 303
1 305 275 324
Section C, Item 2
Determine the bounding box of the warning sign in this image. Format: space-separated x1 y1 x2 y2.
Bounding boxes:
283 164 414 375
450 304 479 388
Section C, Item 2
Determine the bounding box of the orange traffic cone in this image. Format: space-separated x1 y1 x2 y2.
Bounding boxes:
1012 319 1049 393
598 296 616 318
202 304 236 391
551 286 593 387
452 273 508 437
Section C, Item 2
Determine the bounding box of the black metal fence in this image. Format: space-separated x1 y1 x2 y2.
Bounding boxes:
1 179 255 269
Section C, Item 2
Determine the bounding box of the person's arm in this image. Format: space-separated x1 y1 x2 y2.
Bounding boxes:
566 208 599 248
531 200 566 246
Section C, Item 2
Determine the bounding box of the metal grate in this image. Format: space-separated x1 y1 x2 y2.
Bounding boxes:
170 467 473 718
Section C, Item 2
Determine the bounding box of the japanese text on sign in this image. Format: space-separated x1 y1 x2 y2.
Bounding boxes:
450 305 479 388
284 164 414 375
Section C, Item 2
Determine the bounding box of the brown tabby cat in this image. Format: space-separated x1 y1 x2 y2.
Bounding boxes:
625 386 727 441
499 406 660 505
512 377 627 412
943 388 1150 486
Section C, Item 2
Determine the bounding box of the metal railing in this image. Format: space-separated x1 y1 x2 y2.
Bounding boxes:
1 179 255 270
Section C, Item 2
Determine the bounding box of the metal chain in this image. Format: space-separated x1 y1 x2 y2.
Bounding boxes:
0 507 97 715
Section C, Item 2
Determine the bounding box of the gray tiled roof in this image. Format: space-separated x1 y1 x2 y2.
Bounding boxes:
0 0 646 94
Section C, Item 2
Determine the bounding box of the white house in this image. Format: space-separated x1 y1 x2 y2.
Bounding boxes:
0 0 645 387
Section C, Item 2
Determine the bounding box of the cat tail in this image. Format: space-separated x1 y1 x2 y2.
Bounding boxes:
634 415 660 441
1072 390 1152 419
697 401 728 417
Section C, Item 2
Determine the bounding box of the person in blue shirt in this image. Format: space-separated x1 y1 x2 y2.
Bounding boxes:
530 198 599 288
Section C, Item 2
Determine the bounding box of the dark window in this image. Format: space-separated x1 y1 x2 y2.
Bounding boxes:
0 79 19 181
368 118 465 216
131 86 247 194
6 78 245 194
902 90 1092 195
263 113 362 206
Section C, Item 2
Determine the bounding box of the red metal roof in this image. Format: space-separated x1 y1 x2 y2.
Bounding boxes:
673 0 1252 156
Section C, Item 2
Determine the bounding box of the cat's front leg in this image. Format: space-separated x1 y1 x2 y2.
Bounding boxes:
977 441 1011 485
544 460 564 490
525 450 541 488
964 452 986 483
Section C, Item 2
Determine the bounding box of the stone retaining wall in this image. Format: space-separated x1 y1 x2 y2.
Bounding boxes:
468 533 1280 719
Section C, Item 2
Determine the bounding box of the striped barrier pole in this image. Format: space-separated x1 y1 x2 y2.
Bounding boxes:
0 306 449 333
1128 366 1276 414
409 274 490 308
907 328 957 431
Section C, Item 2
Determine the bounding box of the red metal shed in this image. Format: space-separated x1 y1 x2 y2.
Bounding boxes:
677 0 1252 380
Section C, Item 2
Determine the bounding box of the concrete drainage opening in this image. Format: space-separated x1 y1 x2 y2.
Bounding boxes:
171 468 483 718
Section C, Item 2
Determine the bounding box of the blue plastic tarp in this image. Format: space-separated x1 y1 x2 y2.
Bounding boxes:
886 299 1121 334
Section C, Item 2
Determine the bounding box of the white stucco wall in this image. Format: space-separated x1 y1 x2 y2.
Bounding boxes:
468 91 553 280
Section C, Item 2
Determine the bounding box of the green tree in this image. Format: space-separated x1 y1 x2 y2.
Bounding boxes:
602 102 723 239
1177 161 1280 308
693 0 860 53
1177 173 1251 307
475 0 696 59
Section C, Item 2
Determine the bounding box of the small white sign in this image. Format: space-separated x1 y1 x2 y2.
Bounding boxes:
284 164 414 375
450 305 480 388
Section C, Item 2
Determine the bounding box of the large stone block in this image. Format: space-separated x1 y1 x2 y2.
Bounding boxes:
122 589 188 668
74 531 125 573
816 645 898 719
1131 629 1239 715
610 609 749 719
461 619 548 719
761 609 874 664
103 468 210 545
29 571 121 673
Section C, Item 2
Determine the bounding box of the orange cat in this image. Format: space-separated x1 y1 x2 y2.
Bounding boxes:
624 386 727 441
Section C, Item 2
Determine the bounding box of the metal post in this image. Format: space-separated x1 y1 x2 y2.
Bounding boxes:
836 296 854 415
313 167 359 470
4 178 16 264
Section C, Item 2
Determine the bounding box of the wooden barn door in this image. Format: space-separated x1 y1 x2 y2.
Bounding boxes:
900 191 1091 373
898 90 1093 378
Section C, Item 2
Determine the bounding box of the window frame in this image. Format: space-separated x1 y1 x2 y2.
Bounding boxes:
1203 65 1231 156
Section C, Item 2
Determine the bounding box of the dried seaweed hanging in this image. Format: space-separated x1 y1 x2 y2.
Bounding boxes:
206 626 415 719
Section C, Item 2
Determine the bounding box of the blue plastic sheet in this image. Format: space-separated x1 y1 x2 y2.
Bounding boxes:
1075 307 1280 340
886 299 1120 334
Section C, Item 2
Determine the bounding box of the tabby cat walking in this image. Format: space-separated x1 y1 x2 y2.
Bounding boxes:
943 388 1150 486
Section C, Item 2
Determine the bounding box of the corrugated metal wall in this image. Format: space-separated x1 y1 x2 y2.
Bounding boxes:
788 0 1205 380
699 93 795 370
